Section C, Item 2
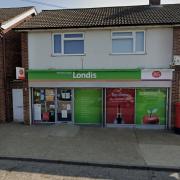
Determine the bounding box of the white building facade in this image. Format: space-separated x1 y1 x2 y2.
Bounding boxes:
16 2 180 128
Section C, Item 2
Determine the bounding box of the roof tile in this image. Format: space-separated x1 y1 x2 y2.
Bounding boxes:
17 4 180 30
0 6 34 25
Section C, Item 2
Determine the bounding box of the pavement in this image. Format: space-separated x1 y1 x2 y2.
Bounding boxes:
0 123 180 169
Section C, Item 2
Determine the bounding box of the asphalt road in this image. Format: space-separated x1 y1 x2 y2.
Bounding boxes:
0 160 179 180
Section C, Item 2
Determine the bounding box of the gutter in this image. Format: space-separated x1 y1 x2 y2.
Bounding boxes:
14 22 180 32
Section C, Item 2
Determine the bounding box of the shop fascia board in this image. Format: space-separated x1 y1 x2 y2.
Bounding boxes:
27 68 173 82
27 69 141 81
27 69 141 72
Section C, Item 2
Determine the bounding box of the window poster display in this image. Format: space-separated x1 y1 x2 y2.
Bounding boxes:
106 88 135 124
33 88 55 123
57 89 72 121
33 104 41 121
74 89 102 124
136 89 167 125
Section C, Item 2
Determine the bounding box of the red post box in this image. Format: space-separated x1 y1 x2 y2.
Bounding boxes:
175 102 180 134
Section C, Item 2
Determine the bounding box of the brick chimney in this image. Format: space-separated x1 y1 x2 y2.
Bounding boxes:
149 0 161 5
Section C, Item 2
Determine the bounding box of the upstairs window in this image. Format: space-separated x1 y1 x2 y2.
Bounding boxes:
112 31 145 54
64 33 84 54
53 34 62 54
53 33 84 55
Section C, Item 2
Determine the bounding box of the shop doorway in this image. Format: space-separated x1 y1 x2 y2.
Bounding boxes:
12 89 24 122
57 89 72 122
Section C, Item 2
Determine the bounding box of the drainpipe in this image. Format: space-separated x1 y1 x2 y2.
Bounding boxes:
0 29 7 122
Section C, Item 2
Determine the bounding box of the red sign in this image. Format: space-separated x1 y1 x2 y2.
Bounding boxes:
16 67 25 80
152 71 162 78
106 88 135 124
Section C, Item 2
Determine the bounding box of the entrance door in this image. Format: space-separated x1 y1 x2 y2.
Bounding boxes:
12 89 24 122
74 89 102 124
57 89 72 122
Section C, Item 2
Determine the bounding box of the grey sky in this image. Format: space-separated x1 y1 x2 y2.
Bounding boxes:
0 0 180 11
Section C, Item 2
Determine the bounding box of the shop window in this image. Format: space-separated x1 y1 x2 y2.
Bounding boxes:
135 89 167 125
52 33 84 55
74 89 102 124
106 88 135 124
112 31 145 54
33 88 55 123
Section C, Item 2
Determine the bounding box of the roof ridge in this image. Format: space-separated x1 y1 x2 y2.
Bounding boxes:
0 6 34 10
42 5 149 11
41 3 180 12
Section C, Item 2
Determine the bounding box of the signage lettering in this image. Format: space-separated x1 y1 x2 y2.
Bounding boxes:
73 72 96 79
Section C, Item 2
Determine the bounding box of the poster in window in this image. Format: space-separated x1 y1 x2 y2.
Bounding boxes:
45 89 54 101
33 104 41 121
106 88 135 124
136 89 167 125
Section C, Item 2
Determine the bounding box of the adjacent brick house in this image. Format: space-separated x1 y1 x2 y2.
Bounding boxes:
172 27 180 128
0 7 37 123
16 1 180 129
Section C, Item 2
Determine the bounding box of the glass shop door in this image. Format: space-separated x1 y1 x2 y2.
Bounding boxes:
56 88 72 122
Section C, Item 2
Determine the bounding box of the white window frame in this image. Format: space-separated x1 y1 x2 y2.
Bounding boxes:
52 32 85 56
111 30 145 55
52 33 63 55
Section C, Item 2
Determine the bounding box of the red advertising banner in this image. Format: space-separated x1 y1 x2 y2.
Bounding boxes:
106 88 135 124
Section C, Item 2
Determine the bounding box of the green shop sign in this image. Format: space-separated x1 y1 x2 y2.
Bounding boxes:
28 69 141 81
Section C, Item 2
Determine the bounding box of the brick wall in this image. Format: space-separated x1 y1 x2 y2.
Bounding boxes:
0 36 6 122
4 30 22 122
173 27 180 55
0 14 33 124
21 32 30 125
0 30 23 123
172 27 180 127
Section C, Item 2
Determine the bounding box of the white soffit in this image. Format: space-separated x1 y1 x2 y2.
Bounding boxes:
1 8 37 30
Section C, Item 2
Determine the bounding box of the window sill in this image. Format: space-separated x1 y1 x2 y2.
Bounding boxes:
51 53 86 57
110 52 146 55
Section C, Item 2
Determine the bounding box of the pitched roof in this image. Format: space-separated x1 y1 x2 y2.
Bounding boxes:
0 6 34 24
16 4 180 30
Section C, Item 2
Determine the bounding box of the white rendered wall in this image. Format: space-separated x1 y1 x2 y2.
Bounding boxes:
28 27 173 69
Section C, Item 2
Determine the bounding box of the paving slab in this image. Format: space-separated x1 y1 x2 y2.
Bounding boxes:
139 144 180 168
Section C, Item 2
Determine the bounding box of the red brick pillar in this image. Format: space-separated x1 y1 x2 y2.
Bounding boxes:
172 27 180 128
21 32 30 125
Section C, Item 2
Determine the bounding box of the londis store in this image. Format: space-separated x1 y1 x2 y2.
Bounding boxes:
28 69 173 128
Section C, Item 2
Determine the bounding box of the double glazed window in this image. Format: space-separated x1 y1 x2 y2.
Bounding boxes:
53 31 145 55
112 31 145 54
53 33 84 55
